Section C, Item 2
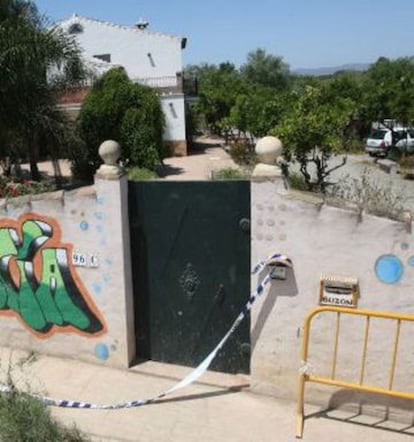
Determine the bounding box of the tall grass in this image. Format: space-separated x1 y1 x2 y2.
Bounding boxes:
0 390 88 442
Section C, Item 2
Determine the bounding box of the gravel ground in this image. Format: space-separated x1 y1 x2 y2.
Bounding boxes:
288 153 414 213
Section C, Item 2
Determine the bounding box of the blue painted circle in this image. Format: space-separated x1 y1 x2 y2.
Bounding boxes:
92 282 102 295
375 255 404 284
94 343 109 361
79 221 89 231
408 256 414 267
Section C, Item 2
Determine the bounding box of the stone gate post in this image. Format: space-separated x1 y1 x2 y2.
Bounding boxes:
94 140 135 367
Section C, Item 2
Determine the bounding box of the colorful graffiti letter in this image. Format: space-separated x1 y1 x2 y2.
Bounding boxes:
0 215 105 336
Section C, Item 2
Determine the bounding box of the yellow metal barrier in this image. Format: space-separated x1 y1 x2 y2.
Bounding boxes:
296 306 414 438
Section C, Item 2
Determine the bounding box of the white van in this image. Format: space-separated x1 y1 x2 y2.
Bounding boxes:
396 129 414 154
365 127 408 157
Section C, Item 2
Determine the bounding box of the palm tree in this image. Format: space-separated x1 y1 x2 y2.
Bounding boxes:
0 0 86 180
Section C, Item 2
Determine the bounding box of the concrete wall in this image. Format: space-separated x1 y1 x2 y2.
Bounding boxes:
0 176 134 368
5 167 413 413
251 177 414 412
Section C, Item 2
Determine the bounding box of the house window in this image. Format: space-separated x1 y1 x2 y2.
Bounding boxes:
68 23 83 34
93 54 111 63
147 53 155 67
169 102 178 119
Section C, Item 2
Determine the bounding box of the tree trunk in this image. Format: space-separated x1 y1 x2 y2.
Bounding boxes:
29 156 40 181
28 134 41 181
51 155 63 189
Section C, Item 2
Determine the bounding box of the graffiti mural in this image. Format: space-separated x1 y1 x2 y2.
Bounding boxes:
0 214 105 337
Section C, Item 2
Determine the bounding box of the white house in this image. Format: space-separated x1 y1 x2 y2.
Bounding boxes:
57 14 188 156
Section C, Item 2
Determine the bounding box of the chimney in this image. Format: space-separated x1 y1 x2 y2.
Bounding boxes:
135 18 149 30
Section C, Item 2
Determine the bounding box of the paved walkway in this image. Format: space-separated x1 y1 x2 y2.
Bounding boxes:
160 138 239 180
0 347 412 441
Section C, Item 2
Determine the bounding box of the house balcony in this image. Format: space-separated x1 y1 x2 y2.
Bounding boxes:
133 72 198 96
135 73 185 94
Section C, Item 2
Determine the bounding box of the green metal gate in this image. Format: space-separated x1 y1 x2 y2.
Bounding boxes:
128 181 250 374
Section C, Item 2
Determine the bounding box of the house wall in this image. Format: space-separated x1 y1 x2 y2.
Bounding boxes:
161 94 187 155
0 176 135 368
250 178 414 411
60 16 184 81
57 16 187 154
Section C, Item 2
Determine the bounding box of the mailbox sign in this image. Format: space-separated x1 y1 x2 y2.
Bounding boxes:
319 275 359 308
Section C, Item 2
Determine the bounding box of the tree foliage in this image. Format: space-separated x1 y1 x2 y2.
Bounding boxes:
0 0 87 180
240 48 290 90
362 57 414 126
274 86 356 192
194 62 246 134
188 53 414 192
228 86 288 140
76 67 165 177
186 52 292 141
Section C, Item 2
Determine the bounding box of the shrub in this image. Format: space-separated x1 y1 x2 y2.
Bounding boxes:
326 168 407 220
120 104 164 170
75 68 165 179
228 143 257 166
185 102 201 142
212 168 244 180
286 171 308 191
0 178 54 199
127 167 157 181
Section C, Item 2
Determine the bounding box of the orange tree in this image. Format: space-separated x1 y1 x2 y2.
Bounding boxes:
274 86 356 193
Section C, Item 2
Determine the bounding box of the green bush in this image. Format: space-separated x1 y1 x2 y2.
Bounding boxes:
212 168 244 180
228 143 257 166
75 68 165 179
286 171 309 191
0 391 88 442
127 167 157 181
185 102 201 142
120 105 164 170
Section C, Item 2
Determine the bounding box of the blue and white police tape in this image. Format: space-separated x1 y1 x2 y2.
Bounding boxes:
0 253 292 410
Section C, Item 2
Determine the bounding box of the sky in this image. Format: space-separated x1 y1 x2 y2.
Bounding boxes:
34 0 414 70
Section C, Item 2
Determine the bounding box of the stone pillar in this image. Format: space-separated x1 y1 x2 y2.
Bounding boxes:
252 136 284 179
250 136 295 396
94 140 136 367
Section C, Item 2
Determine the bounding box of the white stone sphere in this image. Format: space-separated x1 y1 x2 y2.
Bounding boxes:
99 140 121 166
255 136 283 165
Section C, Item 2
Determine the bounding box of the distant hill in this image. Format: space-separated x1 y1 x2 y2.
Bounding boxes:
293 63 370 76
